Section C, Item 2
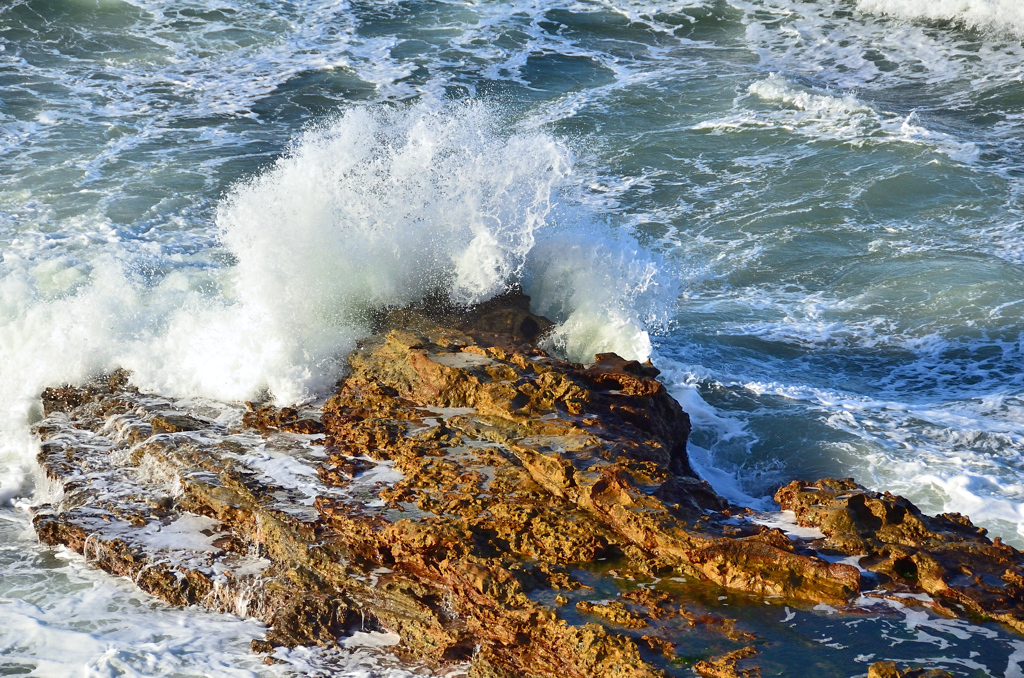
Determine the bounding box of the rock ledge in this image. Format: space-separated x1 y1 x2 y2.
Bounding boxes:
31 292 1024 677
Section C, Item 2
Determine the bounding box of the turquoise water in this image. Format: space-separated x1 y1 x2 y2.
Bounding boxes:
2 0 1024 674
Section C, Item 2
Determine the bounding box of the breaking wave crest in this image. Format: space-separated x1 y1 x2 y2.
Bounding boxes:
187 100 575 403
857 0 1024 37
695 73 981 163
0 100 675 497
526 230 677 365
200 99 673 396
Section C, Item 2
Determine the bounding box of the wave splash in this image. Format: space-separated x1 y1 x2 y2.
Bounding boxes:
185 100 575 403
0 100 675 497
199 99 673 399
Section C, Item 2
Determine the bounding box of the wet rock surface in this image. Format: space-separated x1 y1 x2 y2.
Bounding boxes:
867 662 953 678
776 478 1024 633
29 292 1024 676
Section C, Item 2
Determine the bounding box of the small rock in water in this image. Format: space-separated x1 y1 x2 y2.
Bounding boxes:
867 661 953 678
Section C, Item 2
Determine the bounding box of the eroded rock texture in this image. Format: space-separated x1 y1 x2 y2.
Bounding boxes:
29 292 1024 676
777 478 1024 632
868 662 953 678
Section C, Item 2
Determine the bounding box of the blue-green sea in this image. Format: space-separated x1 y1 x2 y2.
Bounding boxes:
3 0 1024 674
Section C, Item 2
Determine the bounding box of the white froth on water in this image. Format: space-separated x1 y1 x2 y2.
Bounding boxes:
342 631 402 649
656 358 773 509
857 0 1024 37
0 514 276 678
663 355 1024 544
0 100 671 500
695 73 980 163
0 509 451 677
135 514 222 553
751 510 826 540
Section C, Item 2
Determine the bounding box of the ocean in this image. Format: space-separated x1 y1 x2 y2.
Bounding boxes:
2 0 1024 675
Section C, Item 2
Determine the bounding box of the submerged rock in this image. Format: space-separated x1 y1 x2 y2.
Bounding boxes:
28 291 1024 676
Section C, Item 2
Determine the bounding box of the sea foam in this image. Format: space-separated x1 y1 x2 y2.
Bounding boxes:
0 100 674 499
695 73 981 163
140 100 575 404
857 0 1024 37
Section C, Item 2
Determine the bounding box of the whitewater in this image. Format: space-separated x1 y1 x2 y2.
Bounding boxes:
2 0 1024 674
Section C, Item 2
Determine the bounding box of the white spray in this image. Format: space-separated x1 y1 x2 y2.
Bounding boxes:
0 100 676 501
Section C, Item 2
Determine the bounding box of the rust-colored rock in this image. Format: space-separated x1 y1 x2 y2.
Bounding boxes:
693 646 760 678
28 290 1024 676
867 661 953 678
242 403 325 434
776 478 1024 631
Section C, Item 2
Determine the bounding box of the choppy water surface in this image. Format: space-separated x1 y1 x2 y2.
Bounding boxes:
2 0 1024 675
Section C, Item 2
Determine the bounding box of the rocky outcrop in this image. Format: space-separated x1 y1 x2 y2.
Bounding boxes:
867 662 953 678
28 291 1024 676
693 646 759 677
776 478 1024 632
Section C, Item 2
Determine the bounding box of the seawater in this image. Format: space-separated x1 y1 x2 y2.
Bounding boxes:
2 0 1024 675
